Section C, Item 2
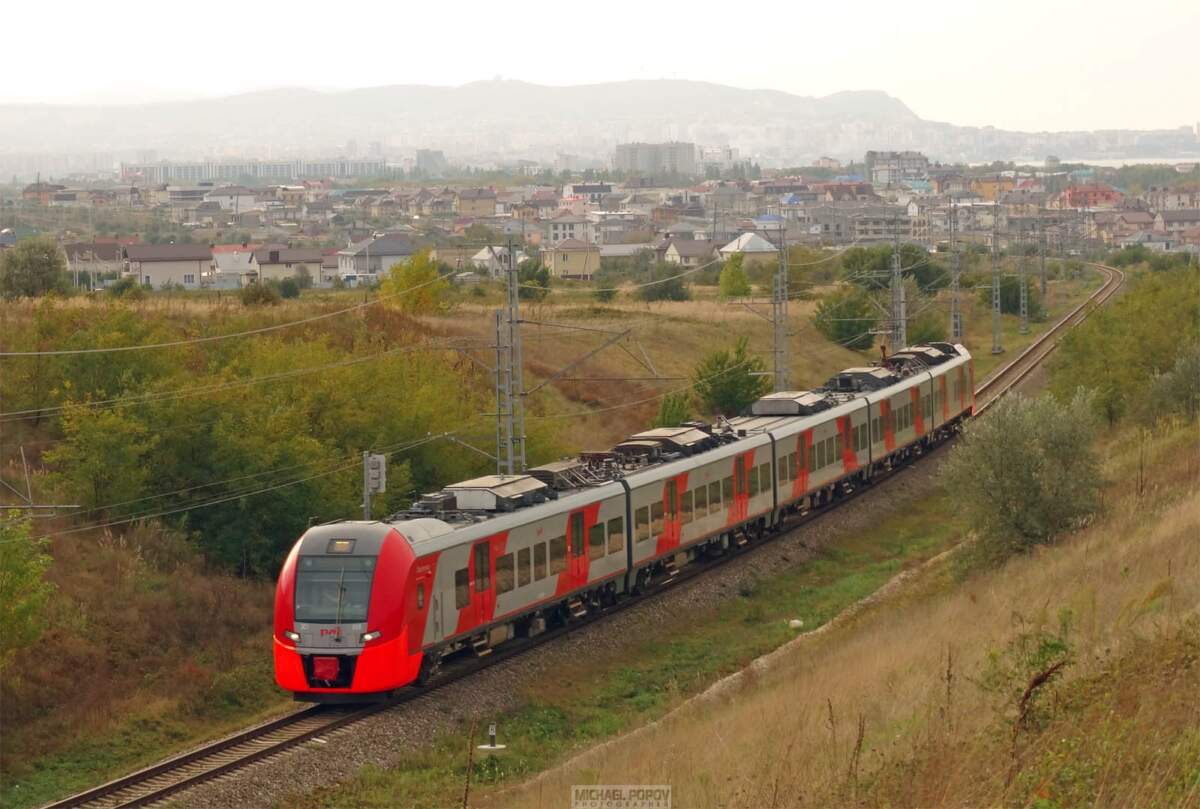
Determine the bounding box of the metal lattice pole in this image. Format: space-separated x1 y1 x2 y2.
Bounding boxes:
773 237 789 391
494 309 507 476
1038 211 1047 297
949 198 963 341
1018 224 1030 335
890 216 906 351
505 238 527 473
991 205 1004 355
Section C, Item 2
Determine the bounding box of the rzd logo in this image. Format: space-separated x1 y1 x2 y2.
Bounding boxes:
319 628 341 637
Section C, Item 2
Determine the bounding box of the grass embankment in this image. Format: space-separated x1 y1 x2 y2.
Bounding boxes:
494 420 1199 808
0 524 290 809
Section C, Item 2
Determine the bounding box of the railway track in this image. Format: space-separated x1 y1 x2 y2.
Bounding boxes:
42 263 1124 809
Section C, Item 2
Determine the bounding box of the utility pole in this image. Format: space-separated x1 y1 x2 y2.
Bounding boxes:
1037 209 1047 296
1018 223 1030 335
991 202 1004 355
493 309 507 476
362 452 385 519
772 232 789 391
503 236 526 474
949 196 963 341
890 215 906 351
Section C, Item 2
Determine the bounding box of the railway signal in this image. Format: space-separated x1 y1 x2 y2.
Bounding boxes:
362 452 386 519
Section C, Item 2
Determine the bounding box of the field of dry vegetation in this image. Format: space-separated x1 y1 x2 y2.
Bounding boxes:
494 420 1199 808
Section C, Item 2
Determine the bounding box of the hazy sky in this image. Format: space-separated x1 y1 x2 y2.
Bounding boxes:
6 0 1197 132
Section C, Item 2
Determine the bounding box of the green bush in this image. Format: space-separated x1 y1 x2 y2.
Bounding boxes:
278 278 301 299
240 282 281 306
813 286 878 350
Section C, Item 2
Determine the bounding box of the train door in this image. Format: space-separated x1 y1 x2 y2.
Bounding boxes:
567 511 587 584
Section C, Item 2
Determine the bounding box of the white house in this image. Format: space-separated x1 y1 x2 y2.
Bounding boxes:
336 234 416 281
123 244 212 289
205 186 258 212
718 232 777 266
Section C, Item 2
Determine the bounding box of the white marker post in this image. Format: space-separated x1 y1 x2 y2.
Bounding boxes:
477 723 507 756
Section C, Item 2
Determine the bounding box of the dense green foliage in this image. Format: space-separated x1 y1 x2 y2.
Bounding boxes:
812 286 878 350
0 236 69 300
718 254 751 298
976 274 1045 319
1 300 547 574
636 263 691 302
1050 267 1199 424
0 515 56 672
518 259 551 301
1109 244 1196 272
941 390 1100 561
380 249 450 314
651 391 692 428
841 243 949 292
907 308 948 343
691 336 769 416
239 282 280 306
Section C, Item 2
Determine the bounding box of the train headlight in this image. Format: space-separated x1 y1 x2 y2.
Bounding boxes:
283 630 301 642
361 630 381 643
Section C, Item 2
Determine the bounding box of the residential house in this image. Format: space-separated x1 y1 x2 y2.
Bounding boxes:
457 188 498 218
563 182 614 204
470 246 526 278
543 238 601 279
971 175 1016 202
1141 186 1200 211
1055 183 1124 209
250 248 324 282
336 234 416 280
63 242 124 283
205 186 258 212
430 246 479 274
1155 209 1200 236
123 244 212 289
662 239 716 267
545 212 593 244
718 232 777 266
21 182 66 204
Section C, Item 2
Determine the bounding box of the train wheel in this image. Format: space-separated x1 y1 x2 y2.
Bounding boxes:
416 655 439 687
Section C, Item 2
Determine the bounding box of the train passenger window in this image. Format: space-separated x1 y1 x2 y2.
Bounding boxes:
694 485 708 514
517 547 531 587
835 434 843 459
550 536 566 575
808 442 817 471
759 463 771 491
826 437 835 465
588 522 605 560
721 477 732 505
747 463 759 497
666 480 678 516
650 502 664 536
636 506 650 542
607 517 624 554
473 543 490 592
417 583 425 610
496 554 515 595
789 452 799 480
534 543 547 580
735 462 746 496
455 568 469 609
815 440 824 469
570 513 585 558
778 456 790 482
710 481 723 513
681 489 694 524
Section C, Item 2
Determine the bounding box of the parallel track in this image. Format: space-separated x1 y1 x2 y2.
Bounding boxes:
43 264 1124 809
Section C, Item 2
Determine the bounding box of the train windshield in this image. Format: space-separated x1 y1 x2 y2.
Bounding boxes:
294 556 375 623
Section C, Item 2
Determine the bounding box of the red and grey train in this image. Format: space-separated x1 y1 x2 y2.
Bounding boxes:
274 342 974 700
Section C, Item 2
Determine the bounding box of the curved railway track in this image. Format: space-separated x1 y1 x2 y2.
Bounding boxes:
43 263 1124 809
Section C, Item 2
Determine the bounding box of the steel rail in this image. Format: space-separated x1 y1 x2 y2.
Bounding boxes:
41 263 1125 809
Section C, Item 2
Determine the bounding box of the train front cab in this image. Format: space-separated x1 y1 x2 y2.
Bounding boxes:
273 523 425 701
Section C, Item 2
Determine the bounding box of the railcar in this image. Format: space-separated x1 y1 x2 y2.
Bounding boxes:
274 342 973 700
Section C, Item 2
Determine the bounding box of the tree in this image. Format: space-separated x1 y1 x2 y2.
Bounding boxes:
380 248 450 314
293 264 313 289
0 514 56 672
240 282 281 306
652 391 692 427
908 308 948 343
813 287 878 350
718 254 752 298
278 277 301 299
44 403 159 515
517 260 551 301
0 235 69 299
977 274 1044 319
692 336 770 416
940 390 1100 561
636 262 691 302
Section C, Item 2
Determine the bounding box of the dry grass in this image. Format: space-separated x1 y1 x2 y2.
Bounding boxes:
492 421 1199 808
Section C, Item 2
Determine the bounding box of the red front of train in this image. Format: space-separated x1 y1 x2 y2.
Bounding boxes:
273 523 427 700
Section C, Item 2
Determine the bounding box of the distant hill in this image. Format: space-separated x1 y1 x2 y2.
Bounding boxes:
0 79 1194 165
0 79 917 157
